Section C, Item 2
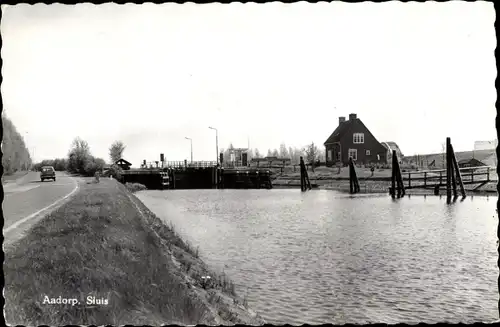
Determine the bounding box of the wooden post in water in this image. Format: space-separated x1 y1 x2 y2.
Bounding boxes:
395 155 405 197
300 157 311 192
349 157 360 194
446 137 452 202
390 151 396 198
349 158 354 194
450 144 466 198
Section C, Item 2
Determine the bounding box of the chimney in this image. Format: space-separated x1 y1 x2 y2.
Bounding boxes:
349 113 357 120
339 116 346 125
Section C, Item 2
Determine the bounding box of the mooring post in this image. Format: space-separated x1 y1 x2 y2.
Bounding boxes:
390 151 396 198
349 158 354 194
446 137 452 202
300 157 306 191
450 144 466 198
395 157 405 197
393 152 401 197
451 165 457 197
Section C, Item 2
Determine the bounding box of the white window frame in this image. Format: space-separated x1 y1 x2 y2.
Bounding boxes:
353 133 365 144
348 148 357 161
327 149 332 161
366 150 371 156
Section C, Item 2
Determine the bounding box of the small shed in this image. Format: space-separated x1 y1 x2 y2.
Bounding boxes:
115 158 132 170
458 158 486 169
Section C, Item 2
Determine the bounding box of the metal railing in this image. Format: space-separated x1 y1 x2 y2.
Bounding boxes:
140 161 218 169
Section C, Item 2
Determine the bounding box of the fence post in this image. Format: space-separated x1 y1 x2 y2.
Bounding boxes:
408 172 411 188
424 172 427 187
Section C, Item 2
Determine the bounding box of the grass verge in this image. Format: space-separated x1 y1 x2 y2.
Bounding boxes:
4 178 264 326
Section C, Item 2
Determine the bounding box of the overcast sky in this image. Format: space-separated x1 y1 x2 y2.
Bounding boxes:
1 2 496 165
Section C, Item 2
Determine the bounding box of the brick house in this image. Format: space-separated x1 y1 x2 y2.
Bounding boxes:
323 113 387 166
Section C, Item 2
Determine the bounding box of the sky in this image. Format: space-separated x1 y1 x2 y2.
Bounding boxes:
1 2 496 166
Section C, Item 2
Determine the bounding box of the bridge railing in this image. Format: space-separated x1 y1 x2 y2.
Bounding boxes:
140 161 218 169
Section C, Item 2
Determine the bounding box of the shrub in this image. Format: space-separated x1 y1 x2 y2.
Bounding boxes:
83 157 106 177
107 164 124 180
125 182 147 193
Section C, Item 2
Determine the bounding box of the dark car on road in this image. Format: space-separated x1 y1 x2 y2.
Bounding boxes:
40 166 56 182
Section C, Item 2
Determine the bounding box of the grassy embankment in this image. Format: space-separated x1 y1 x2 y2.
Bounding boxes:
273 166 498 194
4 178 264 326
2 170 29 183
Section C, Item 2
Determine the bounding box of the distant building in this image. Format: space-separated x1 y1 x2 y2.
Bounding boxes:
323 113 387 166
474 140 497 151
114 158 132 170
380 142 404 163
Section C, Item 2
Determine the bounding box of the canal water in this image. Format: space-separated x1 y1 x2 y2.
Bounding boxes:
135 189 498 324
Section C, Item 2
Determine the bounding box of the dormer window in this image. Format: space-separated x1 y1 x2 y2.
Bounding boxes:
353 133 364 144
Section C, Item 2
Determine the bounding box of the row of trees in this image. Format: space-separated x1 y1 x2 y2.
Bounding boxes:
34 158 68 171
221 142 324 165
32 139 126 177
2 114 32 174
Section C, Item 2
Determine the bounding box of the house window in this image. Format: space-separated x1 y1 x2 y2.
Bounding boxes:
353 133 364 144
348 148 357 161
327 150 332 161
366 150 371 156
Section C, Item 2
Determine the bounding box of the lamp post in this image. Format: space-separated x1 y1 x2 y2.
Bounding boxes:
209 126 219 188
208 127 219 166
185 137 193 164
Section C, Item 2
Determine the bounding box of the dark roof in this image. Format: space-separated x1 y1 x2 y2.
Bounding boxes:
324 118 382 146
323 121 352 145
458 158 486 165
115 158 132 166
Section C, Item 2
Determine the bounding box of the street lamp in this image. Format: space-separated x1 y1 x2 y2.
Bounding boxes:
209 126 219 189
185 137 193 163
208 127 219 166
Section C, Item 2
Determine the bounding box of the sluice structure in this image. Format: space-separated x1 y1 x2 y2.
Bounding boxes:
120 159 273 190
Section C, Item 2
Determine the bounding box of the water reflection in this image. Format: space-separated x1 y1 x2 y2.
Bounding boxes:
136 190 498 324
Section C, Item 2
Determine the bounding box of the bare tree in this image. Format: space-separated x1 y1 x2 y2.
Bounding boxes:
254 148 262 158
109 140 126 163
304 142 319 172
441 143 445 169
304 142 319 163
279 143 289 158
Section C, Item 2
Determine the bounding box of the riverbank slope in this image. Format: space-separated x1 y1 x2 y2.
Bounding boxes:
4 178 264 326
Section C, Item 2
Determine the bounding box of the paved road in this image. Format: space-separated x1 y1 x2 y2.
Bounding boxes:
3 171 79 235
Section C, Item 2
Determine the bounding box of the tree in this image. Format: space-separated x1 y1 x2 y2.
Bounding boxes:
2 114 32 174
304 142 319 164
271 148 279 157
279 143 289 158
254 148 262 158
266 149 272 157
109 140 126 163
67 137 92 174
